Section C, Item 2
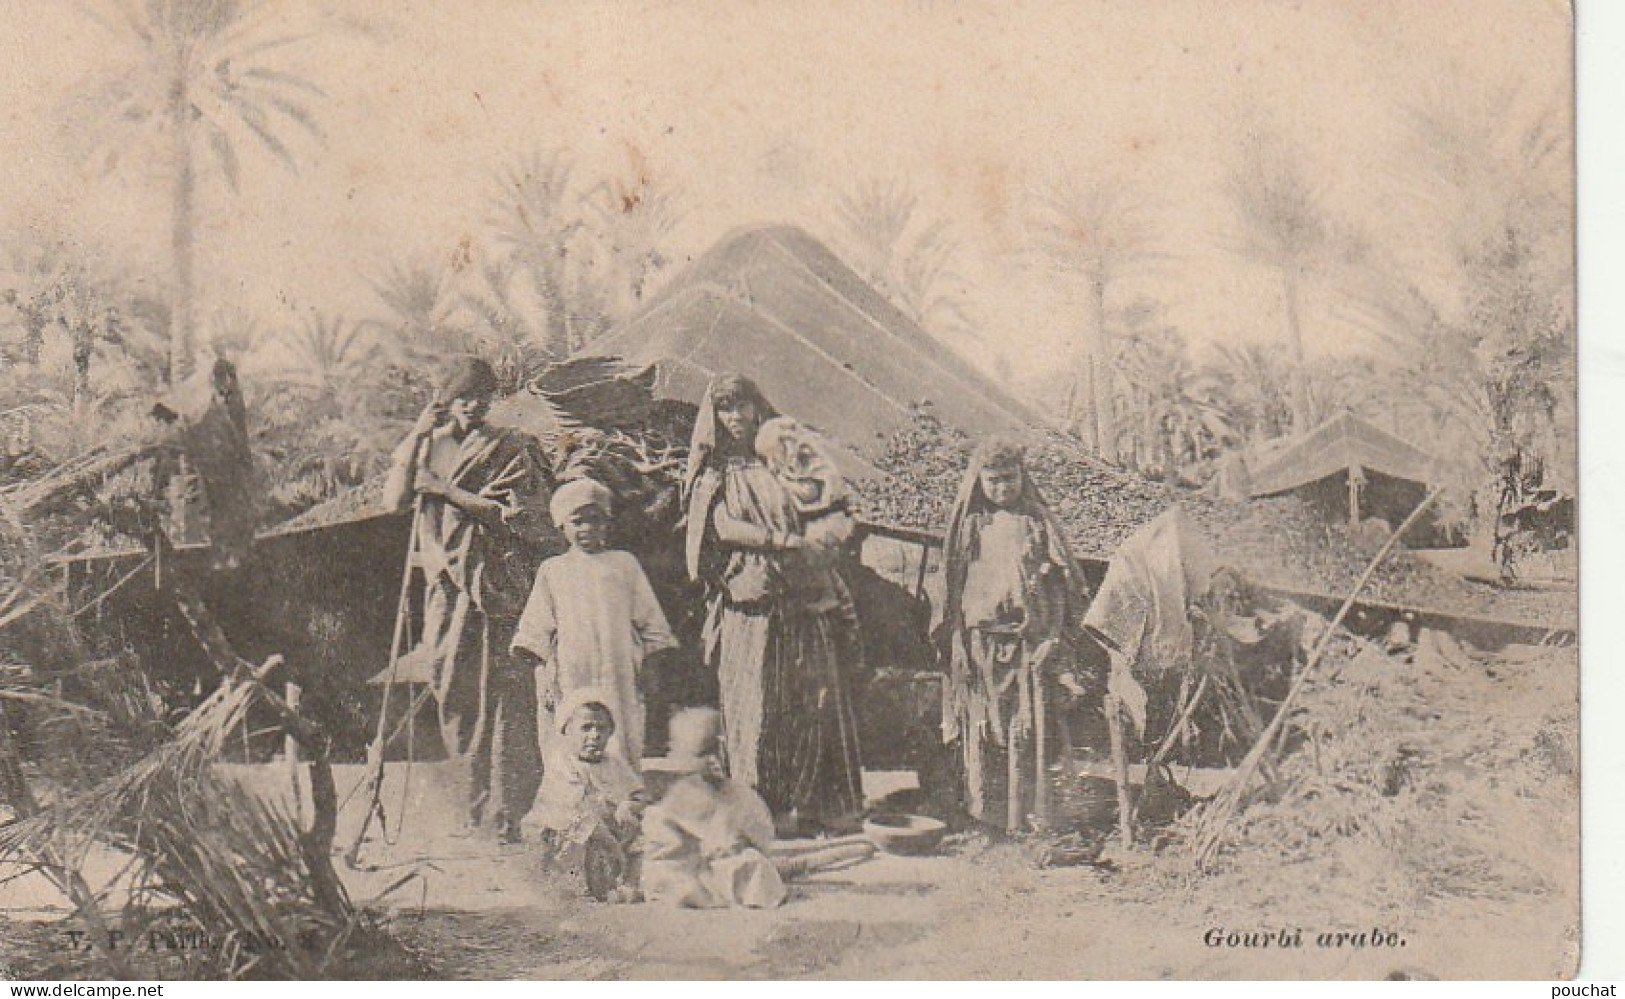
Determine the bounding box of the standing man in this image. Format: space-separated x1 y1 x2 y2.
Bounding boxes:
382 357 553 842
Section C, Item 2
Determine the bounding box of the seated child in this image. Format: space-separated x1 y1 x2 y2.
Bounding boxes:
641 708 788 910
530 689 647 902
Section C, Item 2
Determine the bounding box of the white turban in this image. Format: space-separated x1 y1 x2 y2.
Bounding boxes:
549 477 613 529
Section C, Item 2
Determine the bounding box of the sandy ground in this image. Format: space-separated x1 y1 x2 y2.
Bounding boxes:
323 744 1576 980
326 759 1574 981
0 641 1578 981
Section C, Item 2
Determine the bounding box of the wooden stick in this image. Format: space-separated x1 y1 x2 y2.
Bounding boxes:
1192 488 1441 869
1032 665 1050 828
1105 693 1134 849
1150 674 1209 771
285 682 304 827
773 841 876 879
1006 704 1023 835
346 495 424 867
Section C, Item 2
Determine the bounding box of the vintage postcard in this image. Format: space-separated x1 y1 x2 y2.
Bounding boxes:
0 0 1577 982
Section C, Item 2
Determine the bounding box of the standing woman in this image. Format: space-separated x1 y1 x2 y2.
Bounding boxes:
682 374 865 833
940 439 1090 833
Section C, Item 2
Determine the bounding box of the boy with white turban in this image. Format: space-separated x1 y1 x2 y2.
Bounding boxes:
513 477 678 769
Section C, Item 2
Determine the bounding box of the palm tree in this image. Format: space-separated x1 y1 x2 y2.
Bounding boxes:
1027 177 1160 459
1224 131 1352 432
258 314 377 419
1111 304 1233 482
0 246 137 429
80 0 323 385
1395 77 1570 276
484 150 584 359
247 312 400 508
460 253 560 393
206 304 263 362
1340 79 1572 543
364 255 468 365
1201 341 1294 444
578 175 685 319
832 178 977 342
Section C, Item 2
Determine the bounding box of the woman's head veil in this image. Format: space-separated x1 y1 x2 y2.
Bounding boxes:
682 373 778 580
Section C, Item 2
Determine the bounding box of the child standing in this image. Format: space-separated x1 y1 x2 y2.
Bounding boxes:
940 439 1091 833
513 478 678 769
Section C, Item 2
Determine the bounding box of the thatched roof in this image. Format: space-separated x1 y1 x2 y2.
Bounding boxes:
591 225 1046 461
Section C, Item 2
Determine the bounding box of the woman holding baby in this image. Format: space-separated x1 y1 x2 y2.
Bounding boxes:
681 373 865 835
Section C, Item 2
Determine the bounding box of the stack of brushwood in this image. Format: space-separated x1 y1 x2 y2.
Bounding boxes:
0 369 424 979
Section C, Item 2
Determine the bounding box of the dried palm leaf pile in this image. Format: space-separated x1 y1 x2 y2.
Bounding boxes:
1177 629 1575 908
0 664 406 979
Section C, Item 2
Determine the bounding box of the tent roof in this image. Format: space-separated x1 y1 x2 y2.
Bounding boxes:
1246 411 1443 498
591 225 1046 461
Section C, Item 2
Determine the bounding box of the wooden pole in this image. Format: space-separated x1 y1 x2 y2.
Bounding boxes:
1032 666 1050 828
346 494 424 867
1192 488 1442 869
1006 705 1023 835
285 681 304 827
1348 465 1363 530
1105 693 1134 849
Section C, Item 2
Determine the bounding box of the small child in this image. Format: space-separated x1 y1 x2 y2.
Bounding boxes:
641 708 788 909
512 478 678 769
753 416 854 552
529 689 647 902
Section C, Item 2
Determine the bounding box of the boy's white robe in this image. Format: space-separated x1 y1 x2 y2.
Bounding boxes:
512 547 677 765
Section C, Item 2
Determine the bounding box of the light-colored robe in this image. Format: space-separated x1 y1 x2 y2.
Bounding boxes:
641 774 787 909
526 749 646 841
512 548 677 764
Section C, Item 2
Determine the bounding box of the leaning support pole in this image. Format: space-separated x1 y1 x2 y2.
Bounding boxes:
1191 488 1442 871
347 497 423 868
1105 693 1134 849
1032 668 1050 829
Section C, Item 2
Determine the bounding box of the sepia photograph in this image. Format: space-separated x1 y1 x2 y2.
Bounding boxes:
0 0 1579 982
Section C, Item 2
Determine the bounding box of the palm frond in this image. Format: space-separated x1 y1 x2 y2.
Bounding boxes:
238 65 326 97
251 90 325 142
225 94 297 169
206 122 241 191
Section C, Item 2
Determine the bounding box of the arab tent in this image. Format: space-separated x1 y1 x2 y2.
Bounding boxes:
590 224 1046 470
1245 410 1448 536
